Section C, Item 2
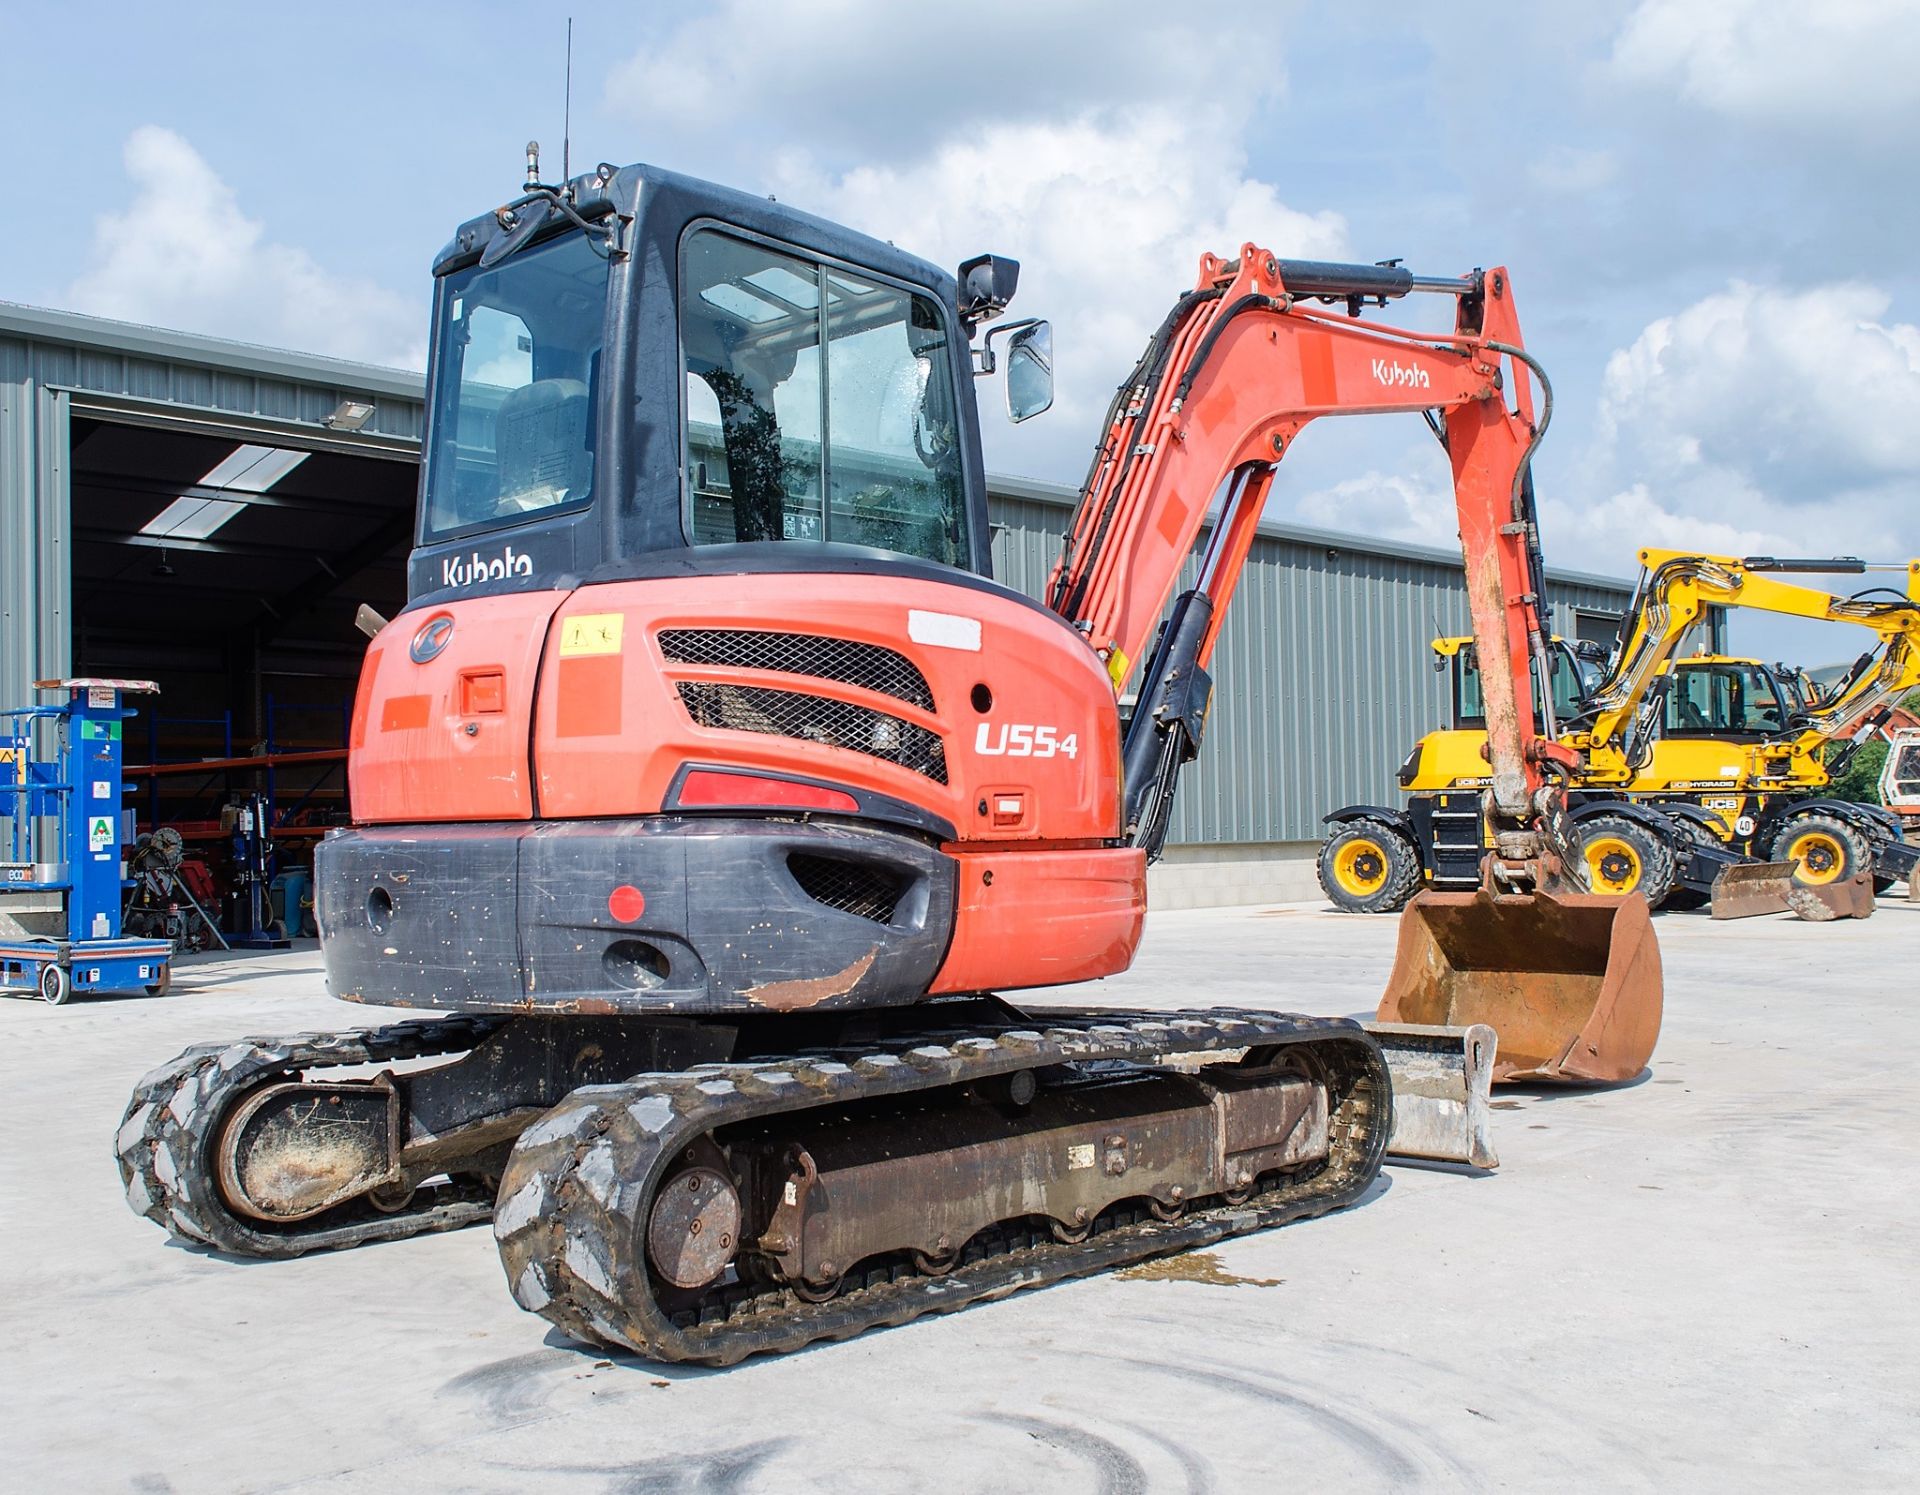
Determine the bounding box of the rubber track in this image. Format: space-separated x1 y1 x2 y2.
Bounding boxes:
494 1007 1390 1366
114 1015 509 1257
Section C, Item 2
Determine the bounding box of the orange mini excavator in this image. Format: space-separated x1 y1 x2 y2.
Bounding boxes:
118 156 1660 1363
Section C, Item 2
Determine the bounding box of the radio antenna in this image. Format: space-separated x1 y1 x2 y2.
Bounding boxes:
562 17 574 183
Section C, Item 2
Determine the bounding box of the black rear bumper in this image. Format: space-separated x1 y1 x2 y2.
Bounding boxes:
315 816 956 1016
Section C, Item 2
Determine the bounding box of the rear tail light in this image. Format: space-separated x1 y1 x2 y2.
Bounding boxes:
676 769 858 814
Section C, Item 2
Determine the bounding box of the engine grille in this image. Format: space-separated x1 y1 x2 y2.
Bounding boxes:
676 682 949 784
786 853 910 925
658 629 935 712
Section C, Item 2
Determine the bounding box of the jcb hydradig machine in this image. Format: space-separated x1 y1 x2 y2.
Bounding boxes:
1327 552 1920 918
116 158 1659 1363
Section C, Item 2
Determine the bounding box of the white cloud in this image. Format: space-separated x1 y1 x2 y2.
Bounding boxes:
1563 279 1920 571
1293 469 1461 550
604 3 1341 479
1597 281 1920 490
768 106 1348 475
606 0 1245 167
66 127 424 369
1611 0 1920 139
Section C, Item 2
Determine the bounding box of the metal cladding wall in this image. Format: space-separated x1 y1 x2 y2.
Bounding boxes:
988 477 1632 847
0 302 424 708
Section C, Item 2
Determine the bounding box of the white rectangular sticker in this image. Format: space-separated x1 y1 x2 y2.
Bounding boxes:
1067 1143 1095 1171
92 779 111 800
87 687 114 708
907 609 981 652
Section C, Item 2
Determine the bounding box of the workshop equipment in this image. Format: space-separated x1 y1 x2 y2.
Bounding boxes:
2 680 172 1004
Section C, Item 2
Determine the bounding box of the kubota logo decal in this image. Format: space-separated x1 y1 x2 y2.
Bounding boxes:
1370 359 1430 390
409 614 454 663
440 545 534 588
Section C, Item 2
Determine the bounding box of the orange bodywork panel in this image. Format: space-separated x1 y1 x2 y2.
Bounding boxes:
930 846 1146 994
350 590 569 823
350 570 1122 843
530 572 1121 841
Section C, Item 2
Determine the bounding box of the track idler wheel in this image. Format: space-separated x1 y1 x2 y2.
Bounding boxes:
215 1078 402 1222
646 1166 743 1292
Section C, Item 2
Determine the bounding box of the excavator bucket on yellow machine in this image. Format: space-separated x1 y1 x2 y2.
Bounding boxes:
1376 886 1663 1084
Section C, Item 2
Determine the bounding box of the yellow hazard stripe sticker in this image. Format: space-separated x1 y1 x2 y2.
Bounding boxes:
559 613 624 657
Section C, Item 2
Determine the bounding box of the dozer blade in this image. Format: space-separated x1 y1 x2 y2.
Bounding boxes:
1786 871 1875 922
1364 1022 1499 1169
1708 861 1796 920
1709 863 1875 921
1376 887 1662 1085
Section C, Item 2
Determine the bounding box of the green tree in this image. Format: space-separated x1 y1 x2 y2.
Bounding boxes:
1829 739 1890 804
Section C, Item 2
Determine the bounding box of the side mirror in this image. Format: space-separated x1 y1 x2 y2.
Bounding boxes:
1005 320 1053 423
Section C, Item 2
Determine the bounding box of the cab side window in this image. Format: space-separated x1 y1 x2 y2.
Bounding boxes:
680 228 968 565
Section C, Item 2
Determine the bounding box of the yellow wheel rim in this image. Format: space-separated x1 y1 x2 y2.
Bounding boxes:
1333 838 1390 896
1785 831 1846 885
1582 836 1642 895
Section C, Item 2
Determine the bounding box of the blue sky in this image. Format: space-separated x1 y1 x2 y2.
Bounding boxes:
5 1 1917 661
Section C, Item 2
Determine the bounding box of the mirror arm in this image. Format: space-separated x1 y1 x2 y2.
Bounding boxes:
972 317 1045 377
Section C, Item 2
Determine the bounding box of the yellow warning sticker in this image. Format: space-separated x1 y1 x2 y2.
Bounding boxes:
1105 645 1130 689
559 613 624 657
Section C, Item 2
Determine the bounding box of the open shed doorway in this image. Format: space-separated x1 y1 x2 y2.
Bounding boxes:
65 413 417 941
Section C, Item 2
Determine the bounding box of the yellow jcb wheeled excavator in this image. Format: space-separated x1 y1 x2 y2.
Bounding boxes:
1322 551 1920 917
115 155 1658 1364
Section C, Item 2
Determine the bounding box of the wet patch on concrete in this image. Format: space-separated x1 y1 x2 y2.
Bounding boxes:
1117 1251 1283 1288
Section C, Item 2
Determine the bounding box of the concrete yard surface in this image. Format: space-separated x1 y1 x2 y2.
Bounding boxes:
3 898 1915 1491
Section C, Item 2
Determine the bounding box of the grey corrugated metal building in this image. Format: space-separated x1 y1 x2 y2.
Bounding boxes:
2 301 1631 905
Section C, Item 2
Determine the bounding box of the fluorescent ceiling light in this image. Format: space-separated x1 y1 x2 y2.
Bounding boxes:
140 496 246 540
200 444 310 493
137 444 312 540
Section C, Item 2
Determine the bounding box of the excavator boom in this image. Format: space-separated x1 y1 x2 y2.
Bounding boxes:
1043 247 1662 1084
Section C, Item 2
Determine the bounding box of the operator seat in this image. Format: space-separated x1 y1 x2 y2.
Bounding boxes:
494 378 591 513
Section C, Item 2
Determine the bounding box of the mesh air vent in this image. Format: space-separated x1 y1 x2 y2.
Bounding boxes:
658 629 934 711
676 682 948 784
786 853 910 924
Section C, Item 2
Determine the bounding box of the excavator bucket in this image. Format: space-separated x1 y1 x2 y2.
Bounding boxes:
1376 887 1662 1084
1709 863 1874 921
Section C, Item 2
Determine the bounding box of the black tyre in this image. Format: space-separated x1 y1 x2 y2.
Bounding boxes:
1570 815 1676 906
1317 821 1422 914
1768 814 1872 890
1872 874 1897 895
39 962 70 1005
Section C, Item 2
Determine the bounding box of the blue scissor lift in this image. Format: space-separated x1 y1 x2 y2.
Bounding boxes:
1 679 173 1004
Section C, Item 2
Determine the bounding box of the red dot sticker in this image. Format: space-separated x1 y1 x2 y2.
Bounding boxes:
608 884 646 922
